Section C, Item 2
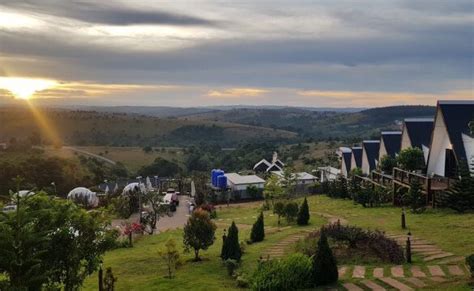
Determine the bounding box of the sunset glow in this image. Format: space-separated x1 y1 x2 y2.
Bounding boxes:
0 77 57 100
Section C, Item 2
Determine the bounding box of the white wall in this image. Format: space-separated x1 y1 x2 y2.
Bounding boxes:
401 127 412 150
229 182 264 191
361 148 370 175
427 111 451 176
341 158 348 177
462 133 474 175
379 138 388 161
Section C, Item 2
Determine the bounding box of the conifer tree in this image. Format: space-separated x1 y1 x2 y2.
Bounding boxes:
222 222 241 261
297 197 310 225
403 180 426 213
250 212 265 242
312 231 338 286
439 160 474 213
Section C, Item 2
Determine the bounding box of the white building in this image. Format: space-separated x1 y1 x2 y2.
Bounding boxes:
361 140 380 175
350 146 363 171
253 152 284 173
427 100 474 177
337 147 352 177
317 166 340 182
225 173 265 191
271 171 317 185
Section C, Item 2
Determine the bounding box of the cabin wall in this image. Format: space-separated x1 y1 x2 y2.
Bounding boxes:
401 127 412 150
427 112 451 176
379 138 388 161
361 148 370 175
462 133 474 175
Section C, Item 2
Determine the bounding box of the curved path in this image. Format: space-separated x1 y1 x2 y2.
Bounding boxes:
63 146 117 165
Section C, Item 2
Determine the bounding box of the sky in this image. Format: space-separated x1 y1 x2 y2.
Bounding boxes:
0 0 472 107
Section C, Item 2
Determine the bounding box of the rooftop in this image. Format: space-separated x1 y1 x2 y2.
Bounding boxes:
225 173 265 185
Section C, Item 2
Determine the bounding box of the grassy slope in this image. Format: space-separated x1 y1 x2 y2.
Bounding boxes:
0 107 296 147
82 196 473 290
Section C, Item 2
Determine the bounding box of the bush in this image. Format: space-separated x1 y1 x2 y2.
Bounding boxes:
403 180 426 213
224 259 239 276
438 160 474 213
466 254 474 278
312 231 338 286
273 201 285 225
183 209 217 261
251 253 312 291
250 212 265 242
321 222 405 264
297 197 310 226
397 147 425 171
284 202 298 223
221 222 242 261
379 155 397 173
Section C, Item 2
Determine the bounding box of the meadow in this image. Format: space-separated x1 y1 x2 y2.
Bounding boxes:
82 196 473 290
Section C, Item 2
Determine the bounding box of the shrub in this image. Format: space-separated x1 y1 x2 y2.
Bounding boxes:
379 155 397 173
312 231 338 286
403 180 426 213
297 197 310 226
224 259 239 276
183 209 217 261
438 160 474 213
250 212 265 242
221 222 242 261
158 238 180 278
397 147 425 171
251 253 312 291
321 222 405 264
273 201 286 226
284 202 298 223
466 254 474 278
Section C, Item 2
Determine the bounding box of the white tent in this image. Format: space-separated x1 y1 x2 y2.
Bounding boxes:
122 182 146 196
16 190 35 198
67 187 99 208
146 177 153 192
104 185 110 195
191 181 196 197
113 183 119 193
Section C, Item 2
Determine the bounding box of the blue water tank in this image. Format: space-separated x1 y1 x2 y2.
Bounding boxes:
217 175 227 189
214 169 224 186
211 169 217 186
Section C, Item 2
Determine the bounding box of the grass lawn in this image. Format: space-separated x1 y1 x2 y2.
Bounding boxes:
82 196 473 290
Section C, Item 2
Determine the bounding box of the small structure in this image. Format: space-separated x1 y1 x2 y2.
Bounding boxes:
224 173 265 199
361 140 380 175
401 118 434 162
122 182 146 196
427 100 474 177
67 187 99 208
379 131 402 161
317 166 340 182
272 171 317 192
253 152 284 173
337 147 352 177
350 146 363 171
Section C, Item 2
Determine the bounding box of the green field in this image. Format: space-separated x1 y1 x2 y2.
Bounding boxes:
82 196 473 290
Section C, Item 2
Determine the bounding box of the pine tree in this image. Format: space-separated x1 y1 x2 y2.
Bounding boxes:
297 197 310 225
439 160 474 213
312 231 338 286
222 222 242 261
250 212 265 242
403 180 426 213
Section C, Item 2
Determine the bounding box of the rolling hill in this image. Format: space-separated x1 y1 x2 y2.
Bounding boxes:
0 106 296 147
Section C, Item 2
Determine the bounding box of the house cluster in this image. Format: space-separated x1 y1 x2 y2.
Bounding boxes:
218 152 317 199
335 100 473 201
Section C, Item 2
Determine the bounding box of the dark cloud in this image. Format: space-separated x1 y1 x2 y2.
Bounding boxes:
1 0 219 26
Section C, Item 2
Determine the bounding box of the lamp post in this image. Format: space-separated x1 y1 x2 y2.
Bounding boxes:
51 182 56 196
401 207 406 229
406 231 412 263
98 260 103 291
136 176 143 223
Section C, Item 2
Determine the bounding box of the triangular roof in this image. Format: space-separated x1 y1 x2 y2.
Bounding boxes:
437 100 474 162
351 147 363 168
404 118 434 149
363 141 380 171
342 151 352 174
381 131 402 157
253 159 271 170
266 163 283 172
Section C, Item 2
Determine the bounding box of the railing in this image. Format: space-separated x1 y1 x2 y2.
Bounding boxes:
392 167 452 192
371 171 393 187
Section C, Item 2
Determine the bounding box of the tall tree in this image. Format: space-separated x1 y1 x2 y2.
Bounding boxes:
222 222 242 261
403 180 426 213
312 231 338 286
263 175 283 208
183 209 216 261
397 147 425 171
439 159 474 213
297 197 310 225
250 212 265 242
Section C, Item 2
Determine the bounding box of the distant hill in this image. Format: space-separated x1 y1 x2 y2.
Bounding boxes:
0 107 296 147
182 105 436 140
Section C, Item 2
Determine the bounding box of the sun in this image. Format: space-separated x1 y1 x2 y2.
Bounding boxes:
0 77 57 100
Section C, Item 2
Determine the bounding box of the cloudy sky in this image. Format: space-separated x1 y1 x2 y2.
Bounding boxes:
0 0 472 107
